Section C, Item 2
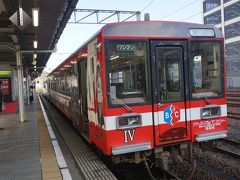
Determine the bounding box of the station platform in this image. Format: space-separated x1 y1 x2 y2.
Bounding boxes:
0 95 117 180
0 96 64 180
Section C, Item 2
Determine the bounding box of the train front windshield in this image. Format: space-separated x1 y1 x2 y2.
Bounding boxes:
105 40 224 107
105 40 150 105
190 41 223 99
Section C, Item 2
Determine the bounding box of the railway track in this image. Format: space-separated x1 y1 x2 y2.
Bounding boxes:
216 147 240 159
164 170 182 180
215 138 240 159
195 160 237 180
193 145 240 179
218 137 240 146
227 89 240 120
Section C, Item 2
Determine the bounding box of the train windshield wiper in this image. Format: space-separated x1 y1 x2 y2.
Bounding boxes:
199 87 211 105
107 92 132 112
203 95 211 104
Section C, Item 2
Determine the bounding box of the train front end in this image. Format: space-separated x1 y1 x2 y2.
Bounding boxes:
99 22 227 166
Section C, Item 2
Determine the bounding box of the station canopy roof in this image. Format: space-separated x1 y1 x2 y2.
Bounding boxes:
0 0 78 77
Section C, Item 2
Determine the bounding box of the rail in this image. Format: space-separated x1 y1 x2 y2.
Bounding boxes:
215 138 240 159
227 89 240 119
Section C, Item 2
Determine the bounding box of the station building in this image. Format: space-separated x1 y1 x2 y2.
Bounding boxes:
202 0 240 88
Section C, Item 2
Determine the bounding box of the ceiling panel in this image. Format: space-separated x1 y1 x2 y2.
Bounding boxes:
0 0 78 77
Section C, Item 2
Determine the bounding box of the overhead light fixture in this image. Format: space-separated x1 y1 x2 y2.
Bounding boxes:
81 53 88 57
34 53 37 58
33 39 38 48
32 59 36 65
110 55 119 61
70 60 77 64
32 8 39 27
34 65 36 68
19 6 24 26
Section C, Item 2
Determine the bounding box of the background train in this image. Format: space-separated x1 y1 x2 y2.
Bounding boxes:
45 21 228 170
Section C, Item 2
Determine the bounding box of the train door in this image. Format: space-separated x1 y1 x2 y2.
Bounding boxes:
78 59 89 138
151 41 188 145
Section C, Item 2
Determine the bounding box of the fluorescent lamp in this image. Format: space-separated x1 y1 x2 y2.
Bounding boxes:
32 60 36 65
33 39 38 48
34 53 37 58
81 53 88 57
19 7 23 26
32 8 39 27
0 70 12 76
110 55 119 61
70 61 77 64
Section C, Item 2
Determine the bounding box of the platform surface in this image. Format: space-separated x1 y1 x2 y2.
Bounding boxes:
0 97 61 180
0 102 42 180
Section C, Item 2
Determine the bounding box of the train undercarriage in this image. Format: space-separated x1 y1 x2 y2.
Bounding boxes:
110 142 197 179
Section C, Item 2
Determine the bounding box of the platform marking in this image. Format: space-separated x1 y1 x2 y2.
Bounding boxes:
38 95 72 180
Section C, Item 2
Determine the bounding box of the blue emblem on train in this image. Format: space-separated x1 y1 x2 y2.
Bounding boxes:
163 105 181 126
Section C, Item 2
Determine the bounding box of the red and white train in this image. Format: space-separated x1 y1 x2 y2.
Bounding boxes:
46 21 228 169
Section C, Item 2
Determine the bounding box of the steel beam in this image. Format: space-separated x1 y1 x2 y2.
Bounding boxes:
19 49 57 54
69 9 141 24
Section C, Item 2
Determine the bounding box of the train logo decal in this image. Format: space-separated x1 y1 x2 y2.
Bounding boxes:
124 129 135 143
164 105 181 125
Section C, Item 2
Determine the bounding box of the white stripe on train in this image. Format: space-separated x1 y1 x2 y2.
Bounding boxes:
103 104 227 131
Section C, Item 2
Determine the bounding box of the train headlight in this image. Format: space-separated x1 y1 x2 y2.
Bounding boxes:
201 106 221 119
117 114 141 129
202 109 211 117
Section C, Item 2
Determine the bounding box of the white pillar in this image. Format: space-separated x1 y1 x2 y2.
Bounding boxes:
16 51 25 122
220 0 225 37
26 74 31 105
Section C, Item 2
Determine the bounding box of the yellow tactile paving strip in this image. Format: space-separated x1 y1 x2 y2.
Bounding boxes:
36 100 62 180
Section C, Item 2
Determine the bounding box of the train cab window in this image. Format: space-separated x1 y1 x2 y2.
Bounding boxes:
190 41 223 99
105 40 149 105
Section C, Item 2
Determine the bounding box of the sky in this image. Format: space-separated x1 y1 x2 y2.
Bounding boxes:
43 0 202 74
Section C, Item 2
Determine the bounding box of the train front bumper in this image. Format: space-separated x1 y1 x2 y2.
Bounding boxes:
112 142 151 155
196 131 227 142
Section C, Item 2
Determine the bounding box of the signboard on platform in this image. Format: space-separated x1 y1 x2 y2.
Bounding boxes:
0 78 10 95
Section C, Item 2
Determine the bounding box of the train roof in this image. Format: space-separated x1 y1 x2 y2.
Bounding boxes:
102 21 223 38
49 21 223 75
